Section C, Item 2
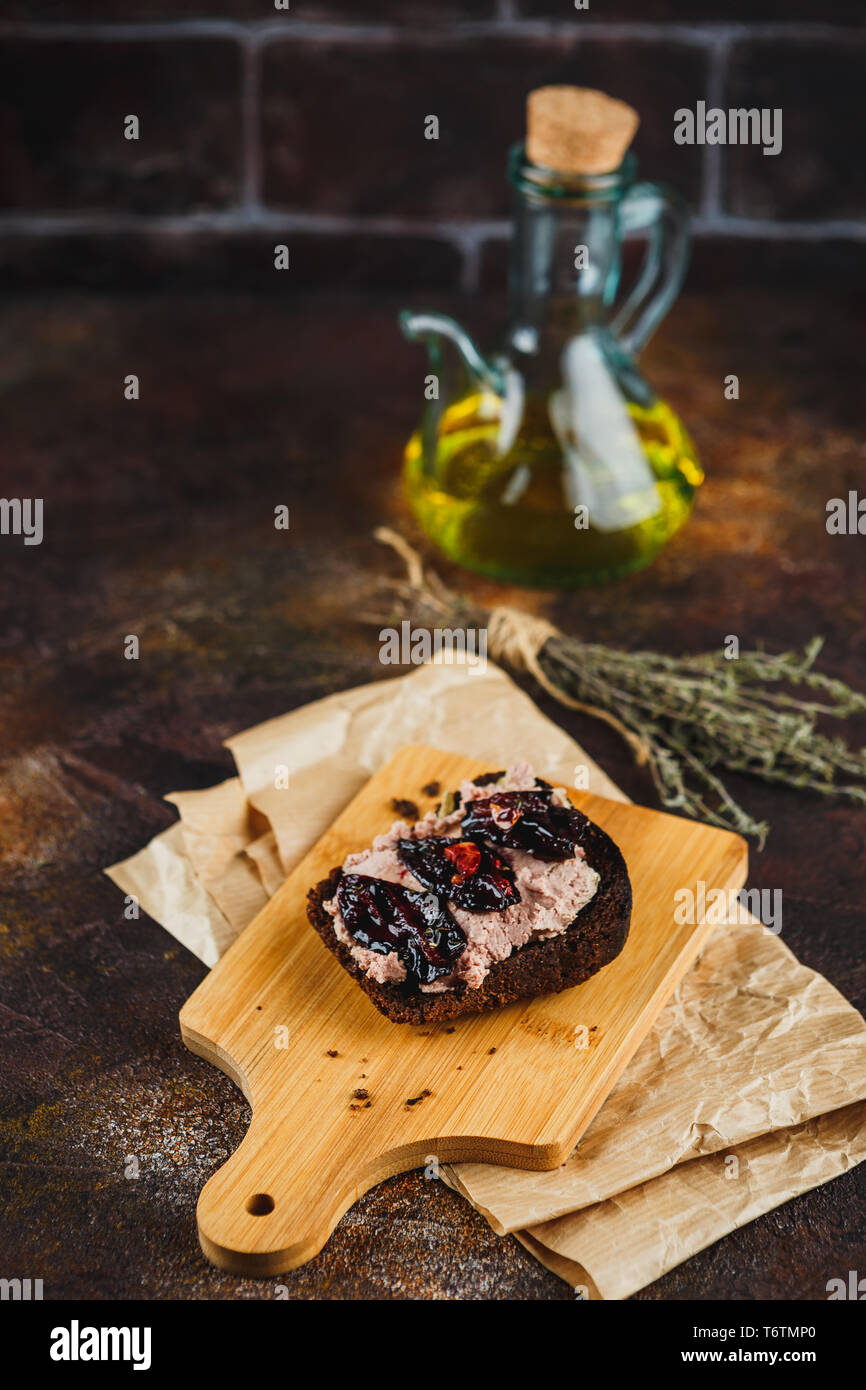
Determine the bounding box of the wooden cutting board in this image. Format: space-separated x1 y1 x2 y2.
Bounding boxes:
180 744 747 1275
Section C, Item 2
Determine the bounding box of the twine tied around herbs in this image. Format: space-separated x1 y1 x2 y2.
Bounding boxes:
485 606 651 765
373 527 866 847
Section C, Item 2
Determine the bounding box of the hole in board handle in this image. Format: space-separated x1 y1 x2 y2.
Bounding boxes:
246 1193 275 1216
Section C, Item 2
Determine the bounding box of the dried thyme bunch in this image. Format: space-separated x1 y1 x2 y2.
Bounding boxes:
374 528 866 847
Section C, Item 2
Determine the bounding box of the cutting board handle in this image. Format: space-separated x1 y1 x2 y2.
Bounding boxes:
194 1112 417 1277
180 746 749 1277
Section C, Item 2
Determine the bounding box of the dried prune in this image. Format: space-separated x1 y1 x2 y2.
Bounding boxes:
336 873 465 987
461 789 586 860
396 836 518 911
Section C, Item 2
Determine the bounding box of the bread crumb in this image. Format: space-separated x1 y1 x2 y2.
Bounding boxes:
405 1090 431 1106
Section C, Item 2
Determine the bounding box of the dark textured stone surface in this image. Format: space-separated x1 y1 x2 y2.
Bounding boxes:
0 228 862 296
0 0 495 16
261 34 707 216
0 22 863 295
724 38 866 220
481 232 866 293
0 38 243 213
0 287 865 1300
289 0 498 15
515 0 866 20
2 0 864 20
684 235 866 288
0 227 464 292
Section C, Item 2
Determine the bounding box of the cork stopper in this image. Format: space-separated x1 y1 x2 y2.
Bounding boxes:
526 86 639 175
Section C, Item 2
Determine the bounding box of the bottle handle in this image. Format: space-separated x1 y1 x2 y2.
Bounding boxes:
399 310 505 396
608 181 690 357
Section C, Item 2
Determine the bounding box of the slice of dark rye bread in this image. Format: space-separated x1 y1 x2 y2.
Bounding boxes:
306 773 632 1025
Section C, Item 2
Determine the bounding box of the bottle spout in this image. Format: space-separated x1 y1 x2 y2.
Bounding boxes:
400 310 505 396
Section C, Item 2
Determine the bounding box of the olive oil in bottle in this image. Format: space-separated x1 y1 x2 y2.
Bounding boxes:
404 389 702 587
401 129 702 587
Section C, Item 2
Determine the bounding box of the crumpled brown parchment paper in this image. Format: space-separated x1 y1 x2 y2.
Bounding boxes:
106 660 866 1297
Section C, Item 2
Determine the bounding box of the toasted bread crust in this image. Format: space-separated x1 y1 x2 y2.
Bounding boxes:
305 787 631 1024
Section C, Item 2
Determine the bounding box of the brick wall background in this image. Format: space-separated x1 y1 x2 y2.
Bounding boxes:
1 4 864 292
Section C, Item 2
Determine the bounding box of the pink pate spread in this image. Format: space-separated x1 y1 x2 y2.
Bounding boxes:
324 762 599 992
